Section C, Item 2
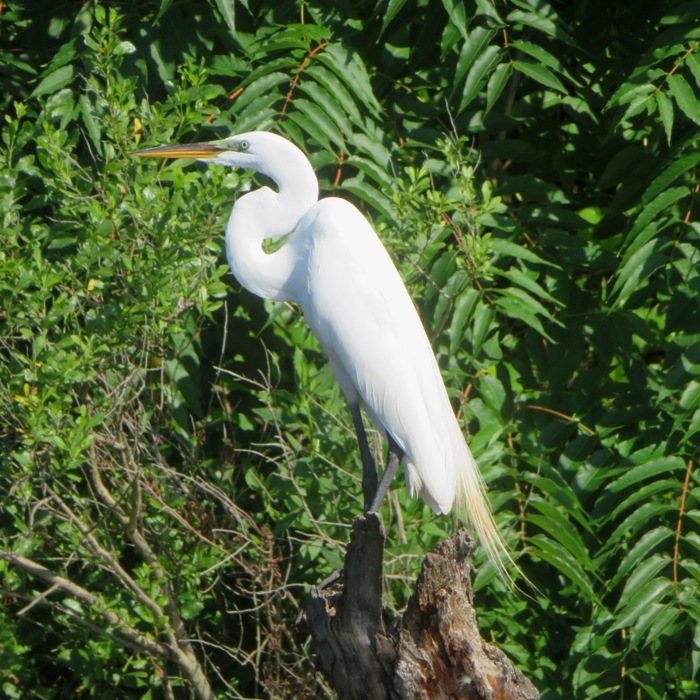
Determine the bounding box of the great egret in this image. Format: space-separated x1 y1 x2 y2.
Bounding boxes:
135 131 514 579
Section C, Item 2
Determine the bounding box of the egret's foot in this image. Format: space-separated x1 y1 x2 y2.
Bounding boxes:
315 568 343 592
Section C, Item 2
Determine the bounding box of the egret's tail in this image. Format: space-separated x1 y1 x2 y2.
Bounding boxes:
453 439 521 586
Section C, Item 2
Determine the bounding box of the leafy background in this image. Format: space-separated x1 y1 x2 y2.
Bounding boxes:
1 0 700 698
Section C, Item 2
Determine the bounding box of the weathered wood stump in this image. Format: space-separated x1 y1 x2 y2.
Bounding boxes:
301 513 539 700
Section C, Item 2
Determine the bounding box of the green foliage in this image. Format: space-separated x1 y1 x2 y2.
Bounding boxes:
1 0 699 698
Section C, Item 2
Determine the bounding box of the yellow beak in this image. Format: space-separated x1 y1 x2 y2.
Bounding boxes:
133 142 225 159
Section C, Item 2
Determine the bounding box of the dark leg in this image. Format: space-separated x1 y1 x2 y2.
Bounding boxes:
350 403 377 513
368 436 404 514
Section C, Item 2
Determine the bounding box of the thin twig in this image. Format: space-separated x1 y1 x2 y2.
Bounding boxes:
279 42 329 118
673 458 694 587
524 403 595 435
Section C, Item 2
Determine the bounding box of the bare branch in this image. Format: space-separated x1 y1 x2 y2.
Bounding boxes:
1 547 216 700
0 549 170 659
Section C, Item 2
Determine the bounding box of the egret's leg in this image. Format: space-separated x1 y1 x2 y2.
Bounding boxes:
368 437 404 514
350 403 377 513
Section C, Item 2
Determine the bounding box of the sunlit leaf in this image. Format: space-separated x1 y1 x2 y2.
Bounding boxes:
668 73 700 125
212 0 237 39
655 91 674 144
612 527 675 586
30 65 74 97
380 0 409 36
455 26 498 87
459 45 502 112
614 576 674 630
513 59 567 93
319 44 382 116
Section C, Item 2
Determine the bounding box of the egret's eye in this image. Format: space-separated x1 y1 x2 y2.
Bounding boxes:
237 140 250 152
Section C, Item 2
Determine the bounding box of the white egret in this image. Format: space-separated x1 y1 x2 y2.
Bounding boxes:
135 131 515 580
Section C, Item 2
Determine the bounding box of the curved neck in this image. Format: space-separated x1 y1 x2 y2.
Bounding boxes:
225 164 318 301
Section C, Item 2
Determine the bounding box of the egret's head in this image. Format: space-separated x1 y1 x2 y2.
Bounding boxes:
133 131 301 176
134 130 318 203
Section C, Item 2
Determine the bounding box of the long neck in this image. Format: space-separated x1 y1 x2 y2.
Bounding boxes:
225 164 318 301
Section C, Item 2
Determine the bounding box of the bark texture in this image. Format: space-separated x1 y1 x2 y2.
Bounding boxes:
301 514 539 700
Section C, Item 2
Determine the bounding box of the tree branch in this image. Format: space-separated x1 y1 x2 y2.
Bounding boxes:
0 549 170 659
1 546 215 700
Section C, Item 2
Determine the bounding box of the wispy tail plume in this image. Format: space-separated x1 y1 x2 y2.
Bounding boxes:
453 441 523 587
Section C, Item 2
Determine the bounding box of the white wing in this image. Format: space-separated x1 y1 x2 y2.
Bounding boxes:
293 197 465 513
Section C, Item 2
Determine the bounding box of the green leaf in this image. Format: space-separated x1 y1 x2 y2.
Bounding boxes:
294 99 344 150
494 293 554 340
680 380 700 411
319 44 382 116
621 185 688 260
485 62 512 114
299 81 354 138
608 456 686 493
687 52 700 88
611 237 672 305
31 65 75 98
655 91 675 144
346 155 394 189
347 132 393 170
459 45 502 112
608 81 655 109
614 576 674 630
641 154 700 205
478 373 507 416
341 178 395 220
79 95 103 157
612 527 675 586
490 238 560 268
212 0 237 39
529 534 597 597
470 301 496 356
667 73 700 125
441 0 468 39
513 60 566 93
455 26 498 87
507 7 575 44
237 71 289 110
148 39 177 85
528 499 594 570
627 603 681 651
380 0 409 36
449 289 479 354
496 267 560 305
306 64 366 131
475 0 504 24
508 39 575 85
606 502 677 546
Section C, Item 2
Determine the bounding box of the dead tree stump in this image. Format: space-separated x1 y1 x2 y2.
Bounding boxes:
301 513 539 700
